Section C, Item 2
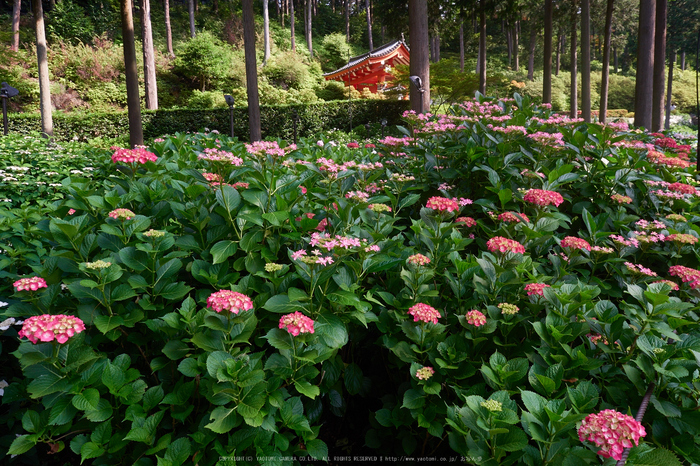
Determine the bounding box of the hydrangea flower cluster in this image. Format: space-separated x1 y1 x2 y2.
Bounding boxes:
202 172 224 183
667 182 697 195
198 148 244 165
426 196 460 212
84 260 112 270
278 312 315 336
560 236 591 251
108 208 135 220
14 276 48 292
498 303 519 315
525 283 550 296
246 141 291 158
265 263 284 273
143 229 166 238
498 211 530 223
415 366 435 380
669 265 700 289
651 280 679 291
407 254 431 266
523 189 564 207
624 262 658 277
408 303 441 325
578 409 646 461
665 234 698 245
455 217 476 227
18 314 85 344
368 203 392 213
206 290 254 314
466 310 486 327
610 194 633 204
480 399 503 412
487 236 526 254
111 146 158 164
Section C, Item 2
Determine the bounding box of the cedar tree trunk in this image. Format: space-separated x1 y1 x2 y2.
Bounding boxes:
33 0 53 137
599 0 614 123
164 0 174 57
120 0 143 146
570 0 578 119
408 0 429 113
242 0 261 141
651 0 666 131
634 0 655 129
543 0 553 103
581 0 591 122
263 0 271 65
141 0 158 109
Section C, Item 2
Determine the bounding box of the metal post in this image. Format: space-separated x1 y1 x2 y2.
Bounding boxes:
381 118 387 138
1 95 7 136
224 94 235 138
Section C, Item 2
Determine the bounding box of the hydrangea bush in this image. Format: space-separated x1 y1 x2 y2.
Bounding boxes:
0 95 699 465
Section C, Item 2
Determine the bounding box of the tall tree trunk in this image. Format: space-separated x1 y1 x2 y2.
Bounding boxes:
33 0 53 137
345 0 350 42
665 49 674 130
680 51 685 70
543 0 553 103
213 0 218 13
599 0 614 123
614 46 618 72
164 0 174 57
263 0 271 65
581 0 591 122
381 23 385 43
306 0 313 57
290 0 296 51
242 0 261 141
120 0 143 146
11 0 21 52
365 0 373 51
188 0 195 37
506 24 512 67
634 0 655 129
460 20 465 72
436 35 440 62
651 0 666 131
141 0 158 109
570 0 578 119
408 0 429 113
478 0 486 94
527 25 536 81
514 20 519 71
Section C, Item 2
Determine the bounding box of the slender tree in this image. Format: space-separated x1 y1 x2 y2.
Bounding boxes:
263 0 271 65
32 0 53 137
306 0 313 57
120 0 143 146
665 49 674 130
242 0 261 141
345 0 350 42
478 0 486 93
634 0 655 129
651 0 667 131
164 0 174 57
459 18 465 72
581 0 591 122
514 20 519 71
188 0 196 37
527 24 536 81
11 0 21 52
408 0 429 113
543 0 553 103
141 0 158 110
366 0 373 50
570 0 578 119
599 0 615 123
291 0 296 51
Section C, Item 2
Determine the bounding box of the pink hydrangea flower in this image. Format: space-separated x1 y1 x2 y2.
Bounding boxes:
523 189 564 207
108 208 135 220
466 310 486 327
560 236 592 251
279 311 315 336
456 217 476 227
347 142 360 149
426 196 460 212
578 409 646 461
525 283 550 296
18 314 85 344
415 366 435 380
407 254 431 266
610 194 633 204
67 209 76 215
669 265 700 289
651 280 679 291
111 147 158 164
408 303 441 324
498 212 530 223
14 276 48 292
487 236 526 254
206 290 254 314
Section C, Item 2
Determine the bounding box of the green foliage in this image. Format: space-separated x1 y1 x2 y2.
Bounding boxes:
315 80 347 101
318 33 355 72
187 90 228 109
262 51 321 90
173 31 236 91
45 0 96 45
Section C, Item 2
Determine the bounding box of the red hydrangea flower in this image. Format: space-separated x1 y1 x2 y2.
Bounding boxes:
279 311 315 336
18 314 85 344
408 303 441 324
466 310 486 327
108 208 135 220
111 146 158 164
523 189 564 207
206 290 254 314
669 265 700 289
487 236 526 254
498 212 530 223
456 216 477 227
578 409 646 461
14 276 48 292
407 254 431 266
667 182 696 195
560 236 591 251
347 142 360 149
426 196 460 212
525 283 550 296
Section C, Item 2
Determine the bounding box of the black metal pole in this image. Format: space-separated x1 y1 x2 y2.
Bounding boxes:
1 96 7 136
229 105 235 139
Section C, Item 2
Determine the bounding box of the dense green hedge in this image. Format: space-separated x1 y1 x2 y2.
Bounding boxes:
5 100 410 142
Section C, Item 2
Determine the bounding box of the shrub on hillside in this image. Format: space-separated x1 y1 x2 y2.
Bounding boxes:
262 51 320 90
318 33 354 72
315 80 347 101
173 31 236 91
187 90 228 109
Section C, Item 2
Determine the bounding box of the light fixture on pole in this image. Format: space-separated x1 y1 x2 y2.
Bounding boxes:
409 75 425 114
224 94 235 138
